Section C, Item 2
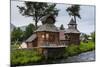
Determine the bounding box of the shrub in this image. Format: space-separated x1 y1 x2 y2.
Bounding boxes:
11 49 43 66
79 41 95 52
65 41 95 57
65 45 80 56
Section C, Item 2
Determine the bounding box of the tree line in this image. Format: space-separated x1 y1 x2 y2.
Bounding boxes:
11 24 36 45
11 2 95 45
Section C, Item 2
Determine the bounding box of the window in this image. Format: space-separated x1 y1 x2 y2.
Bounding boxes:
46 33 49 39
42 34 45 39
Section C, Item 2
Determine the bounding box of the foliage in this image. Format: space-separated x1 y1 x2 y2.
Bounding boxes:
80 33 89 42
23 24 36 40
11 24 36 45
17 2 59 29
60 24 65 30
65 45 80 56
11 41 95 66
66 5 81 23
11 49 43 66
11 27 23 43
79 41 95 52
65 41 95 57
91 32 95 42
11 44 20 49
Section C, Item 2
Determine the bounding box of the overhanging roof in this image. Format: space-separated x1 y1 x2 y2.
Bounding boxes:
65 28 80 33
35 24 59 32
26 34 37 42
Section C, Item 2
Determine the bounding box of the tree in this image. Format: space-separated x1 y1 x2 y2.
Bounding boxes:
11 27 23 44
80 33 89 43
60 24 65 30
91 32 95 42
23 24 36 40
17 2 59 29
66 5 81 23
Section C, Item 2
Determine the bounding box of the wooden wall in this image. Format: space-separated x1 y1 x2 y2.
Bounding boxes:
26 39 37 48
37 32 60 47
65 33 80 45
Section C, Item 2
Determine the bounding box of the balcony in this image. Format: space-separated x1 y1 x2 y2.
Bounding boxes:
39 42 67 48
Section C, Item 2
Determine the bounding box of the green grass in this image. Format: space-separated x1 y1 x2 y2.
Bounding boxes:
11 41 95 66
11 44 20 49
65 41 95 57
11 49 43 66
79 41 95 52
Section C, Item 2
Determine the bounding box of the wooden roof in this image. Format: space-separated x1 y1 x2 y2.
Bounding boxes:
26 34 37 42
65 18 80 34
35 24 59 32
65 28 80 33
68 18 76 25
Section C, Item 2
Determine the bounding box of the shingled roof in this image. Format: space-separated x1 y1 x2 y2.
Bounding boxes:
65 18 80 34
26 34 37 42
68 18 76 25
35 24 59 32
65 28 80 33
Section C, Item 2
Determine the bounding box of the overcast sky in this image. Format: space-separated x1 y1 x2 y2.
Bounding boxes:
11 1 95 34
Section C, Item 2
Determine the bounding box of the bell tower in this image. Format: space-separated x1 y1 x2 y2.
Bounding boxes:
65 18 80 45
68 18 77 29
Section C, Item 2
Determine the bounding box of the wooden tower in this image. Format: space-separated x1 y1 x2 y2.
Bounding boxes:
65 18 80 45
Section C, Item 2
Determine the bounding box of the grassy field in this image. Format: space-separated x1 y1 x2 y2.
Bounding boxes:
11 41 95 66
11 49 43 66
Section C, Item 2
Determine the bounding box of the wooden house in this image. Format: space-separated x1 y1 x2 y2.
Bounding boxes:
25 15 66 57
25 15 63 47
24 15 81 58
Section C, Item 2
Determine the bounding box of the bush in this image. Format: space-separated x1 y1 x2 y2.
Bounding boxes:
79 41 95 52
65 45 80 56
11 44 20 49
65 41 95 57
11 49 43 66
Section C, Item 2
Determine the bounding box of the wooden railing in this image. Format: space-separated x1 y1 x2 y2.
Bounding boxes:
41 42 67 47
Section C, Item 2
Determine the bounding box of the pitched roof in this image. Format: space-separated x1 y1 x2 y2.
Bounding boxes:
35 24 59 32
65 18 80 34
68 18 76 25
26 34 37 42
65 28 80 33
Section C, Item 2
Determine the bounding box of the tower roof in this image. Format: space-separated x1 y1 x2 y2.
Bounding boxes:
65 18 80 34
65 28 80 33
68 18 76 25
